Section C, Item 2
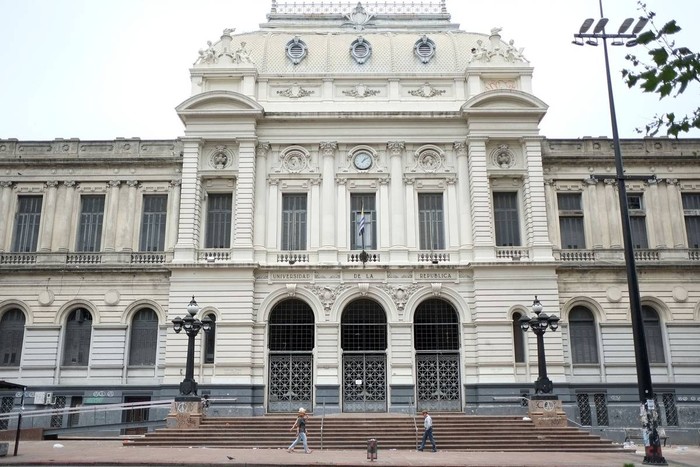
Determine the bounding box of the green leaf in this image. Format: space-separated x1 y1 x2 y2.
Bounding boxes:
636 30 655 45
659 20 681 36
658 66 677 82
658 82 673 97
650 47 669 66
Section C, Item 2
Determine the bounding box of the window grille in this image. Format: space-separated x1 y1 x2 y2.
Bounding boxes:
62 308 93 366
268 299 314 352
413 299 459 351
204 314 216 363
0 308 25 366
341 299 387 352
418 193 445 250
281 194 307 251
593 393 609 426
50 396 66 428
76 195 105 252
576 393 592 426
351 193 376 250
139 194 167 251
512 312 525 363
493 192 521 246
661 393 679 426
285 37 308 64
414 36 436 63
642 306 665 364
569 307 599 364
682 193 700 248
557 193 585 249
12 195 43 252
205 193 232 249
0 396 14 430
128 308 158 366
627 194 649 249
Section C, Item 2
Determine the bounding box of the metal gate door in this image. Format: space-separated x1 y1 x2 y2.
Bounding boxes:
268 354 313 412
343 354 386 412
416 353 461 412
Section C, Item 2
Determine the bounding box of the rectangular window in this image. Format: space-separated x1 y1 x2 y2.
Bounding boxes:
281 194 307 251
139 195 168 251
205 193 232 249
558 192 585 249
493 192 521 246
418 193 445 250
12 195 43 252
682 193 700 248
351 193 376 250
76 195 105 252
627 194 648 249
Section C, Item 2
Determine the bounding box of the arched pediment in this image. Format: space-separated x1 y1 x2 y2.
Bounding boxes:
176 91 264 124
461 89 548 121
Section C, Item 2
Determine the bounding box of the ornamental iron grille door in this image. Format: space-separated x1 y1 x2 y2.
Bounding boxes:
268 299 315 412
414 299 461 412
341 299 387 412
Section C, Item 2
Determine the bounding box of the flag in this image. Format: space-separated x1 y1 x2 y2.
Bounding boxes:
358 205 366 238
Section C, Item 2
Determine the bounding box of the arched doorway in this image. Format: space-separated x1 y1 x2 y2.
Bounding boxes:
267 299 315 412
341 299 387 412
414 298 461 412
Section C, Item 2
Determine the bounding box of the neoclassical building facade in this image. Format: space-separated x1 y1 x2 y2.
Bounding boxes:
1 1 699 436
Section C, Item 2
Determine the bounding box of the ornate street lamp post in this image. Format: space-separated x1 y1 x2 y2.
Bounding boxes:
520 296 559 395
172 296 212 398
572 2 666 464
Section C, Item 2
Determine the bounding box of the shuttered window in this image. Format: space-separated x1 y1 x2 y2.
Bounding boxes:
204 314 216 364
205 194 232 248
569 307 599 364
627 194 648 249
558 193 586 249
512 312 525 363
76 195 105 252
493 192 521 246
12 196 43 252
418 193 445 250
62 308 93 366
682 193 700 248
642 306 665 364
351 193 376 250
139 195 167 251
129 308 158 366
0 309 25 366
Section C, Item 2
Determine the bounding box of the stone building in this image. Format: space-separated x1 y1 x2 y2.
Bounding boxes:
1 1 699 439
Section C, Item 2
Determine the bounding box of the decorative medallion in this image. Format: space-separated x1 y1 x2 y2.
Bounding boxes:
277 83 314 98
286 36 308 64
281 149 310 173
209 145 234 169
414 35 436 64
417 148 444 172
345 2 374 30
408 82 445 98
490 144 515 169
342 83 380 98
350 36 372 64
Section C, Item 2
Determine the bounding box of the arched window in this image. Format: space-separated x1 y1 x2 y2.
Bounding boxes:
642 306 665 364
512 312 525 363
62 308 93 366
129 308 158 366
569 306 599 364
0 308 26 366
204 313 216 363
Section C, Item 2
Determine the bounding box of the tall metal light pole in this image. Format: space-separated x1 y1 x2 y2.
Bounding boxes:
573 2 666 464
172 296 212 398
520 296 559 396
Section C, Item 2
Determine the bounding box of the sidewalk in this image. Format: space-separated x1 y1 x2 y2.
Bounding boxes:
2 441 700 467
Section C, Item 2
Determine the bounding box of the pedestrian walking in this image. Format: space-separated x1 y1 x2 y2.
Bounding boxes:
417 409 437 452
287 407 312 453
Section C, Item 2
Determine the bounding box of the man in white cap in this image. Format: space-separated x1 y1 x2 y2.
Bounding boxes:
287 407 312 453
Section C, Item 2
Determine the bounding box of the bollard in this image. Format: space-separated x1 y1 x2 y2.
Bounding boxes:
366 438 378 461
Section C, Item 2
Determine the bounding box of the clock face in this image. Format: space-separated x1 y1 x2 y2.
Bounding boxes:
353 152 372 170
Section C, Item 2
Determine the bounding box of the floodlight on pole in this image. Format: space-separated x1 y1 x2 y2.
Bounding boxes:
572 1 666 465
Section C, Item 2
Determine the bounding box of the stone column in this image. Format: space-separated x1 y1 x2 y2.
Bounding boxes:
646 178 666 248
585 177 603 248
117 180 138 251
309 178 321 251
233 139 256 262
336 178 348 250
387 141 406 248
523 138 552 260
665 179 685 248
404 177 417 249
266 179 280 250
466 138 493 260
446 177 459 250
253 143 270 258
39 181 59 252
454 141 473 262
103 180 122 252
173 138 202 263
0 181 14 251
605 179 622 248
54 181 76 252
166 180 181 252
318 142 338 263
378 178 390 251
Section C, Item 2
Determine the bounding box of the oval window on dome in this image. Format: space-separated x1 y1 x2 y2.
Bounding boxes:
286 36 308 65
414 35 436 64
350 37 372 64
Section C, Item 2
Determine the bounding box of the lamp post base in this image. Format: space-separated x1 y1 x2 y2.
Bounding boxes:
166 397 205 429
528 395 567 428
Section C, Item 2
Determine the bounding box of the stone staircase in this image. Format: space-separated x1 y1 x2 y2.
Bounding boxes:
129 413 622 451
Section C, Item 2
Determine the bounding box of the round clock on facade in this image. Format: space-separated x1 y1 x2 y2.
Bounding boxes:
353 152 372 170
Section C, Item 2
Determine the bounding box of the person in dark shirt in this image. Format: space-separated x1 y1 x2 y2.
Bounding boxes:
287 407 312 453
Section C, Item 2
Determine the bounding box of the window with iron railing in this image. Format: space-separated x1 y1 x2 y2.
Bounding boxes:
418 193 445 250
351 193 376 250
281 193 307 251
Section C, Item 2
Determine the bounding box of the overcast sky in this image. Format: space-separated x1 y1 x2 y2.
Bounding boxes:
0 0 697 141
